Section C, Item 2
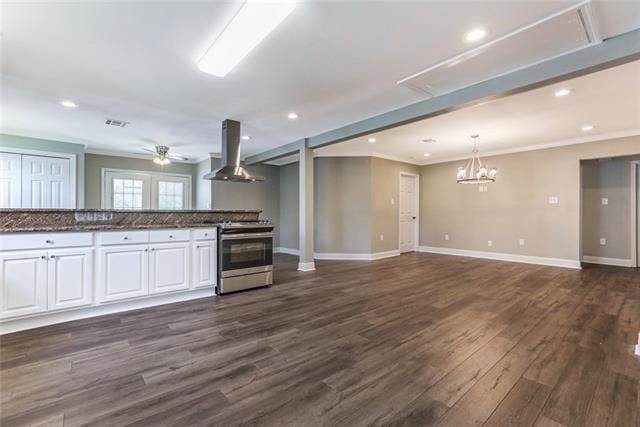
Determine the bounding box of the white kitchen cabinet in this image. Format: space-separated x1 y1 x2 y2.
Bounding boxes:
47 248 93 311
149 243 189 294
0 251 48 319
192 240 216 289
99 245 149 303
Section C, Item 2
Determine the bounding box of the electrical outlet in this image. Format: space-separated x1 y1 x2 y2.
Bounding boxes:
487 240 493 247
601 198 609 206
390 198 395 205
380 234 384 241
548 196 559 205
445 234 450 241
519 238 525 246
600 238 607 246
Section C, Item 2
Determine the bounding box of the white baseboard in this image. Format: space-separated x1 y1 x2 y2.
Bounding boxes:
274 247 300 256
297 261 316 272
314 250 400 261
418 246 581 269
582 256 634 267
0 288 216 335
276 248 401 261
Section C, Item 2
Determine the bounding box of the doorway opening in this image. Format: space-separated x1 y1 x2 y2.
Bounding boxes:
399 172 419 253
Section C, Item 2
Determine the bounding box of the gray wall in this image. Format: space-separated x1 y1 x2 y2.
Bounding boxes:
420 135 640 261
582 157 636 260
279 162 299 249
371 157 420 253
314 157 372 254
1 133 86 207
209 158 281 247
196 158 212 209
84 153 198 209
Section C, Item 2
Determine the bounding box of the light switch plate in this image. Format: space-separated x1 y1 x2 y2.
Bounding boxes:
600 238 607 246
380 234 384 241
391 198 395 205
548 196 559 205
519 238 525 246
601 198 609 205
445 234 450 241
487 240 493 247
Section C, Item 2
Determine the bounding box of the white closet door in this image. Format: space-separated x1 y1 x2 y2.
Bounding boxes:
0 152 22 208
21 155 71 208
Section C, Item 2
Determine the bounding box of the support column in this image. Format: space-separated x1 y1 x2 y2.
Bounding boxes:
298 143 315 272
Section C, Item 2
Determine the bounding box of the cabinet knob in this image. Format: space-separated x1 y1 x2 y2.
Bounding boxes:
41 255 47 259
50 255 56 259
204 233 208 237
144 249 148 252
169 235 173 238
123 236 129 240
150 248 155 251
45 239 53 244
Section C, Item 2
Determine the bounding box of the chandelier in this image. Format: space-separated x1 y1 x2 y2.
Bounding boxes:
456 134 497 184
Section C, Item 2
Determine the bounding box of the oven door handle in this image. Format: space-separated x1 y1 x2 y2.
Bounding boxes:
221 232 273 240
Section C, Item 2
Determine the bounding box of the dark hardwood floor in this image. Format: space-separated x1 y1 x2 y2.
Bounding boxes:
1 253 639 426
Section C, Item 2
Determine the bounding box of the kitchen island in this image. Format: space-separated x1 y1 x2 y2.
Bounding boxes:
0 208 261 333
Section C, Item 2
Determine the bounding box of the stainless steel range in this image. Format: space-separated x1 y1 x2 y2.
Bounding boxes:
215 221 274 295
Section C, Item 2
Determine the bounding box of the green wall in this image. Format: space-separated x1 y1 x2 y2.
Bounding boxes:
84 153 199 209
0 133 86 206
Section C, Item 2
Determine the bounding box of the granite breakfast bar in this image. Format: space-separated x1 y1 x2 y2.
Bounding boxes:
0 209 262 333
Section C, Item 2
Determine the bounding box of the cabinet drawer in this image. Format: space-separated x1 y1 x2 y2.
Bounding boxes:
99 230 149 246
0 232 93 251
149 229 190 243
192 228 217 241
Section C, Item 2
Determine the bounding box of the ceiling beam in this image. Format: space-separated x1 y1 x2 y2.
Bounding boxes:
245 139 306 165
246 28 640 163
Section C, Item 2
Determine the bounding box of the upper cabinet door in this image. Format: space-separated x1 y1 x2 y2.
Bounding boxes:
21 155 71 208
0 152 22 208
0 251 48 319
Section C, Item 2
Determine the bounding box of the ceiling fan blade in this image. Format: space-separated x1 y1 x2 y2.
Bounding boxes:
168 154 189 161
141 147 156 154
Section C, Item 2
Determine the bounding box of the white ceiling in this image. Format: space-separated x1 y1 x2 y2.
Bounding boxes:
1 1 638 162
316 60 640 165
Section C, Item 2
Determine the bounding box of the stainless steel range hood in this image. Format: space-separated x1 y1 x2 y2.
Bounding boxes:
203 119 265 182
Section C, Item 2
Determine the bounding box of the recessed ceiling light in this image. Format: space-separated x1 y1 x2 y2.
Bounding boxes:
287 112 298 120
241 135 251 140
581 125 594 131
421 138 436 144
367 137 376 143
464 28 487 43
60 100 77 108
423 153 431 157
554 88 572 97
197 1 296 77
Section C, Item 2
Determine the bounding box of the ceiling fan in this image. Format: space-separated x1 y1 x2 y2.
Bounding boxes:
141 145 188 165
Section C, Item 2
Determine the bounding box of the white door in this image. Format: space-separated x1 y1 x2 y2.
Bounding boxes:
21 155 71 208
192 241 216 289
47 248 93 310
0 251 48 319
149 243 189 294
99 245 149 302
399 174 417 253
0 152 22 208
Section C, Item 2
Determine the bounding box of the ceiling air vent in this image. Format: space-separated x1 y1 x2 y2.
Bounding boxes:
397 2 601 98
105 118 129 128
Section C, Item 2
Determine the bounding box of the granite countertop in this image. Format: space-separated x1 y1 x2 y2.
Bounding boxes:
0 208 261 213
0 223 225 233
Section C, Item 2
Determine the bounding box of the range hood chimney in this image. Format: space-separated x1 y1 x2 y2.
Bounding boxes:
203 119 265 182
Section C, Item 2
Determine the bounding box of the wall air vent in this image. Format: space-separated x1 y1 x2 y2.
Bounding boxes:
397 2 601 98
105 119 129 128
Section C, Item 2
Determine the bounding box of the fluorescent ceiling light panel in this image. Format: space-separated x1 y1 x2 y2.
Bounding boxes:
198 0 296 77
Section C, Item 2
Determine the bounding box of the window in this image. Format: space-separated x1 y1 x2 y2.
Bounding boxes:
102 169 191 209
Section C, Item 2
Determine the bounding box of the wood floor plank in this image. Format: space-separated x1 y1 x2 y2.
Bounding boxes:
0 253 637 426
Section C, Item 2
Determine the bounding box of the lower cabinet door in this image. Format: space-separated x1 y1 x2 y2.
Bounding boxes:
149 243 189 294
47 248 93 310
99 245 149 303
192 241 216 289
0 251 48 319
